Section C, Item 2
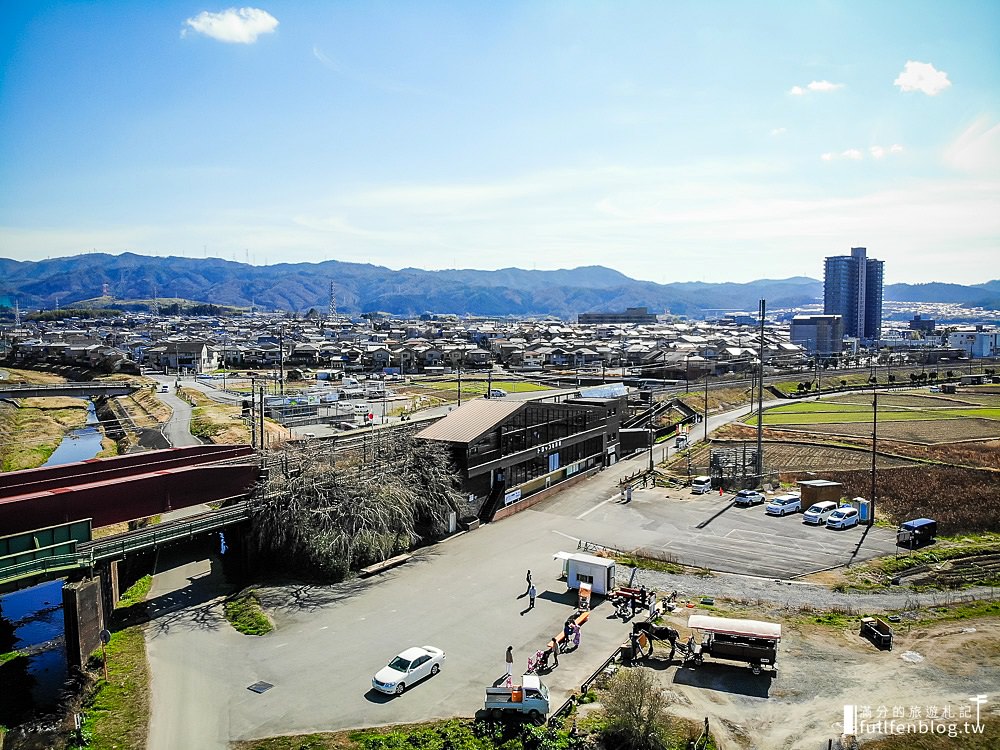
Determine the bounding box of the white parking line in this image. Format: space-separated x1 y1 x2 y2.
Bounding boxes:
576 496 617 519
552 530 580 543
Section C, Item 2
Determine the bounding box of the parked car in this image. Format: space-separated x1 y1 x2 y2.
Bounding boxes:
765 494 802 516
675 433 689 450
691 476 712 494
372 646 445 695
733 489 765 506
802 501 839 525
826 507 860 530
159 384 169 393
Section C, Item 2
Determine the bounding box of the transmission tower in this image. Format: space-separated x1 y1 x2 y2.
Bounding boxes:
328 281 336 321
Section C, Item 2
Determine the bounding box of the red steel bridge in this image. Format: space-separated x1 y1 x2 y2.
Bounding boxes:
0 445 260 537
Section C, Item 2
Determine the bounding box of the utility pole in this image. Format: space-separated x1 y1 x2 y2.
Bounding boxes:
457 362 462 406
755 299 766 482
870 391 878 527
278 323 284 396
703 368 709 444
259 385 266 450
648 416 655 473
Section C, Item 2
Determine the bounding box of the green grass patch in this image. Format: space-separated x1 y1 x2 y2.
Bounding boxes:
841 533 1000 590
615 553 686 576
419 379 550 396
0 650 25 666
80 622 150 749
117 575 152 609
225 590 273 636
810 611 853 629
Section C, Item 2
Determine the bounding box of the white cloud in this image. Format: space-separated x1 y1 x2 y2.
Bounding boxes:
182 7 278 44
820 153 834 161
870 144 903 159
944 117 1000 173
894 61 951 96
842 149 863 160
4 163 998 283
789 80 844 95
770 127 787 137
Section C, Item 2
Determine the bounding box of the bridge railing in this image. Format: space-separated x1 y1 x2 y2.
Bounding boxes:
83 502 251 561
0 381 144 390
0 551 95 585
0 502 253 586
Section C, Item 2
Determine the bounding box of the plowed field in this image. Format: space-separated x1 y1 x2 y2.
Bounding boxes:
777 417 1000 444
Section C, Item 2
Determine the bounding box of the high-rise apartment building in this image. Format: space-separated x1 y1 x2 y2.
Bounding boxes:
823 247 883 341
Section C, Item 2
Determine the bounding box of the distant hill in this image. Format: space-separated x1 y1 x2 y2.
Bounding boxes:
0 253 996 318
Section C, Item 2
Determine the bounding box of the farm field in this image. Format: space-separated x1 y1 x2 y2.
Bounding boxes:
416 378 551 394
752 390 1000 432
776 418 1000 444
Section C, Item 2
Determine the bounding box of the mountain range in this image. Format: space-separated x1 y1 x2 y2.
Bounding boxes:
1 253 998 319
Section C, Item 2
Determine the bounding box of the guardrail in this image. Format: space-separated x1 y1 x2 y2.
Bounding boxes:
82 502 250 561
0 502 252 586
0 381 144 391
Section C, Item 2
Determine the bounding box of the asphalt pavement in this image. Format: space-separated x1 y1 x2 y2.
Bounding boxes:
143 393 897 746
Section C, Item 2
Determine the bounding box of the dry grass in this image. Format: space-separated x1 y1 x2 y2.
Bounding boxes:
177 386 251 444
116 388 173 428
675 384 777 414
779 465 1000 533
0 399 91 471
0 366 68 384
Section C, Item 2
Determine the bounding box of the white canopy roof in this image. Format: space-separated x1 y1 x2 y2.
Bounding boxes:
688 615 781 640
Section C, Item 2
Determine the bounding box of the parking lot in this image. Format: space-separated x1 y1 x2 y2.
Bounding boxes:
534 482 900 579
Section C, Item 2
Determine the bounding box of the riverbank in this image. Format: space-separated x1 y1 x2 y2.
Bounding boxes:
0 397 111 471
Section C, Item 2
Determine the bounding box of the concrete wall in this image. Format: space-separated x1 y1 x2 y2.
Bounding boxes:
63 578 104 669
492 467 601 521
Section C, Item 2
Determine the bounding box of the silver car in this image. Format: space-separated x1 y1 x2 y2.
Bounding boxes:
765 494 802 516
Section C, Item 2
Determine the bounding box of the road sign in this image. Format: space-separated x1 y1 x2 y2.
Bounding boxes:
99 629 111 644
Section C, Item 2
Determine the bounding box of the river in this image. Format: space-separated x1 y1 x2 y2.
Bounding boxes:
1 398 106 728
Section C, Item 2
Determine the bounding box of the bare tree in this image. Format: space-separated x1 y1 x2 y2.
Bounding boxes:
250 436 462 578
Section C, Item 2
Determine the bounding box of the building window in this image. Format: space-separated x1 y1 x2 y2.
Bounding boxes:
577 573 594 584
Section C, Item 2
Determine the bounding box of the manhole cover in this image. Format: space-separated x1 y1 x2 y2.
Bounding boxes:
247 681 274 694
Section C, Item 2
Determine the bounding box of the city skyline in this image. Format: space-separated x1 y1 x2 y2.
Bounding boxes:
1 1 998 285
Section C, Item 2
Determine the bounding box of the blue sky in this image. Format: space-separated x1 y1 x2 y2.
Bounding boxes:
1 1 997 284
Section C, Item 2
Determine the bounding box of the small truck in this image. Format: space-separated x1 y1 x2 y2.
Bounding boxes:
484 674 550 722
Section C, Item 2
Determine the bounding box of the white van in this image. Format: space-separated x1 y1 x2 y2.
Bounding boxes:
675 433 689 450
802 501 839 525
353 403 372 416
691 476 712 494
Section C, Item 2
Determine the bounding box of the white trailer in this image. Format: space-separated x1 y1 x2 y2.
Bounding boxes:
553 551 616 596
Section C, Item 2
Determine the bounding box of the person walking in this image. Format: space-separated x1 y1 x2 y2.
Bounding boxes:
505 646 514 683
528 583 536 609
562 619 573 651
572 621 581 649
626 485 633 503
525 569 532 593
550 636 559 667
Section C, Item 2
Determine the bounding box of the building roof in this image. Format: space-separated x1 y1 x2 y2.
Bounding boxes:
416 399 522 444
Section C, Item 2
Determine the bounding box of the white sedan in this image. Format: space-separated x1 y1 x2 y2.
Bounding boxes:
372 646 445 695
